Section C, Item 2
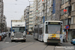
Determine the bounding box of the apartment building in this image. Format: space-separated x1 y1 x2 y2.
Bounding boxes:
34 0 61 24
2 15 7 32
60 0 71 41
33 0 38 25
24 6 30 32
29 4 34 33
70 0 75 40
0 0 3 32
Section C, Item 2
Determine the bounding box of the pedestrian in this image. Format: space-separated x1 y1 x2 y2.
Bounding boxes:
9 33 11 37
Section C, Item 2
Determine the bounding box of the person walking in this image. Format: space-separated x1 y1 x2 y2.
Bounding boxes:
9 33 11 37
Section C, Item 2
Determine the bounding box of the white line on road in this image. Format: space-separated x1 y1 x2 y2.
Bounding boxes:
5 42 9 43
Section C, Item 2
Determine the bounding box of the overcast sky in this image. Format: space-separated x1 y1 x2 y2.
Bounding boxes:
3 0 33 27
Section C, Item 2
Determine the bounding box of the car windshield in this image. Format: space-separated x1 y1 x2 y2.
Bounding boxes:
12 27 25 32
46 25 61 34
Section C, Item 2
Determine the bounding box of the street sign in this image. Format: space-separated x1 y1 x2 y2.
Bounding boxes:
65 25 70 29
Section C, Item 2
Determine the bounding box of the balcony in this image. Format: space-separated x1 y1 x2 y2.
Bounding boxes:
61 2 70 9
29 23 33 25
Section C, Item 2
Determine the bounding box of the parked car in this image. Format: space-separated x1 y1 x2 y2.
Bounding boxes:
0 33 3 41
2 32 6 38
3 32 7 37
71 39 75 45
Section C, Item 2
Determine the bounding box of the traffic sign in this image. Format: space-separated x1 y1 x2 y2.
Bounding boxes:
65 25 70 29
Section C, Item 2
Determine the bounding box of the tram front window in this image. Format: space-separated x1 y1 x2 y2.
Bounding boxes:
46 25 61 34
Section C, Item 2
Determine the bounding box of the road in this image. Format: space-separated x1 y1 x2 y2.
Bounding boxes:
0 35 75 50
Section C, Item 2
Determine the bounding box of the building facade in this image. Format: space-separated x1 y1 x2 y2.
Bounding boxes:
34 0 61 24
29 4 34 33
0 0 3 32
24 6 30 32
33 0 38 25
70 0 75 41
60 0 72 41
2 15 7 32
32 0 75 42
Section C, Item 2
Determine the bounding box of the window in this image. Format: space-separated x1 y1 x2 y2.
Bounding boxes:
29 21 32 23
29 18 33 19
12 27 25 32
62 0 69 4
30 24 33 26
39 28 42 34
65 19 68 25
65 7 69 14
72 3 75 11
68 19 71 25
46 25 61 34
74 17 75 23
71 17 73 24
61 9 64 15
65 0 69 2
30 14 32 16
47 8 49 13
62 0 64 4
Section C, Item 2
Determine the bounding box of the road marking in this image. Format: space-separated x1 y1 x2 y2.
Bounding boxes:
3 34 9 42
3 37 7 42
2 43 25 50
5 42 9 43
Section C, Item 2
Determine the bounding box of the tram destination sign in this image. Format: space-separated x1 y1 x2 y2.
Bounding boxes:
48 22 61 25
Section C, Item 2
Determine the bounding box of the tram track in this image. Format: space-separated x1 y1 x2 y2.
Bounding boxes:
20 41 37 50
43 43 48 50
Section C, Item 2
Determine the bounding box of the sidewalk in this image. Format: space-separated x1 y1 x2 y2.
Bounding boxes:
60 42 74 46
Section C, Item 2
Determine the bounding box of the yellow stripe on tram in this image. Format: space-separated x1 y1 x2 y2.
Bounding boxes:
51 34 56 37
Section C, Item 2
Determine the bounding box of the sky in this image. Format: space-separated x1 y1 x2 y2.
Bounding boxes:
3 0 33 27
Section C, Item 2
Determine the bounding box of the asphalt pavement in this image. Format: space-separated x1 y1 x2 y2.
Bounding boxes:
0 35 75 50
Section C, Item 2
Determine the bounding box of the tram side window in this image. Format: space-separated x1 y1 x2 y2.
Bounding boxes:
60 25 62 34
34 29 38 33
39 28 42 35
46 25 48 33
